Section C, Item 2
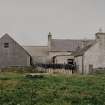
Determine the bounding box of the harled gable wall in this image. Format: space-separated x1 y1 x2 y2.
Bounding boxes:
0 35 31 68
83 42 99 74
75 32 105 74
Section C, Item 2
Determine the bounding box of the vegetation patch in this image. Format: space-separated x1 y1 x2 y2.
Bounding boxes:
0 72 105 105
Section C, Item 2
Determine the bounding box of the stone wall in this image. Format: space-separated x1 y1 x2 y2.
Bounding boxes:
0 34 31 68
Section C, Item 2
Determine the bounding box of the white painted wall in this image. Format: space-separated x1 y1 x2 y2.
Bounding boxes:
84 42 99 74
55 55 74 64
75 32 105 74
49 51 72 63
49 52 72 57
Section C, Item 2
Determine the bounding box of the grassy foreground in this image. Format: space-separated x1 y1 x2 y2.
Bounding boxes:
0 72 105 105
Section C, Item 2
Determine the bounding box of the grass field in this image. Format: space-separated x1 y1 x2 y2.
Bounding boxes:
0 72 105 105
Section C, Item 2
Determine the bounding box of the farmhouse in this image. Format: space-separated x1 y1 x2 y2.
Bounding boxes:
1 31 105 75
74 31 105 74
0 32 94 70
47 32 94 64
0 34 32 68
23 32 94 65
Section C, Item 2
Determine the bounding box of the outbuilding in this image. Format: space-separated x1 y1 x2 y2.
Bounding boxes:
0 34 32 68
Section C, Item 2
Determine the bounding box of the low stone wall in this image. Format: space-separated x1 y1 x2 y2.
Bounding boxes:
89 68 105 74
0 66 35 73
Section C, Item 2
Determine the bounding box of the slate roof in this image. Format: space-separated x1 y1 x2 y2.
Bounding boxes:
23 46 48 57
50 39 95 52
72 41 96 57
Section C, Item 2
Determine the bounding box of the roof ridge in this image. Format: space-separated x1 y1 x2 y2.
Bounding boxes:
23 45 48 47
0 33 30 56
52 39 94 41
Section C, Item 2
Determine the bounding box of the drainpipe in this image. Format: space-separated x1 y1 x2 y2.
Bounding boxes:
82 55 84 74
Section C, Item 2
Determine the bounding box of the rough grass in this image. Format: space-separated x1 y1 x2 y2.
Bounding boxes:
0 72 105 105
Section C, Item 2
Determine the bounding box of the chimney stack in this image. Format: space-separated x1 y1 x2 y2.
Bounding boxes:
48 32 52 51
95 28 105 42
95 28 105 67
81 39 88 48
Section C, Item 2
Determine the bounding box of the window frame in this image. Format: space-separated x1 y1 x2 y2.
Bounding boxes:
4 43 9 48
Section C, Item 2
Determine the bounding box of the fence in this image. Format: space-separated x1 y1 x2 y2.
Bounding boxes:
36 63 77 74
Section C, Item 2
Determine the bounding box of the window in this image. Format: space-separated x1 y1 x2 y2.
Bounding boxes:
4 43 9 48
67 59 73 64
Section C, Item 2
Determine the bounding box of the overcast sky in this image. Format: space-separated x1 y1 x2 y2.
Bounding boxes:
0 0 105 45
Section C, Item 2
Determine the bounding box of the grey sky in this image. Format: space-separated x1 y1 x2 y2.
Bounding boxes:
0 0 105 45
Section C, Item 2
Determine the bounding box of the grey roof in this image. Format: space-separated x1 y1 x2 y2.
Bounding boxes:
23 46 48 57
51 39 95 52
72 41 96 57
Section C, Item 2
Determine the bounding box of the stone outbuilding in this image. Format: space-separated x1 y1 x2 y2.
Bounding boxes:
0 34 32 68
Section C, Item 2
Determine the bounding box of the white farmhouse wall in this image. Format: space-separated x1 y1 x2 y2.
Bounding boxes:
98 36 105 67
95 32 105 67
84 42 99 74
84 33 105 74
49 51 72 63
55 56 74 64
49 52 72 58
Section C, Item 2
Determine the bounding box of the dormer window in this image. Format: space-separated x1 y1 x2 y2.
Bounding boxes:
4 43 9 48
